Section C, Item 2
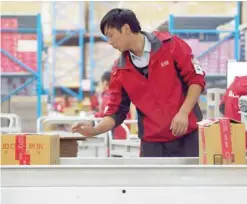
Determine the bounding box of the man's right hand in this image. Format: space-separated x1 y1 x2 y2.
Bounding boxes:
71 116 116 137
72 122 97 137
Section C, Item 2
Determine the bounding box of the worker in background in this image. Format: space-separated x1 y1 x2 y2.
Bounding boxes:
219 75 247 148
90 82 100 112
90 91 100 113
72 8 205 157
94 71 130 139
54 95 72 131
54 95 71 113
94 71 112 118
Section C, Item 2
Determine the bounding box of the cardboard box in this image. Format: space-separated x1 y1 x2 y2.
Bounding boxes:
60 136 85 157
1 134 60 165
198 118 246 165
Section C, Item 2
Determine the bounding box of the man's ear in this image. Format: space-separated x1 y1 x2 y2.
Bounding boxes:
122 24 131 34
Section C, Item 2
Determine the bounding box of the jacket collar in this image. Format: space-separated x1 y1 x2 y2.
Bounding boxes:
116 31 163 68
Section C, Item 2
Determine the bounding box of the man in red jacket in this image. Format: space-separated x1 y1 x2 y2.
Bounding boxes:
72 9 206 157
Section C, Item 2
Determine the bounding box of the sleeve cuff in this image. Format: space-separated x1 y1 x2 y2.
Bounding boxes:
105 113 125 128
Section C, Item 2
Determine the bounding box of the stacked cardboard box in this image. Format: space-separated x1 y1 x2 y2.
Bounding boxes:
198 118 246 165
1 17 37 73
60 136 86 157
1 133 60 165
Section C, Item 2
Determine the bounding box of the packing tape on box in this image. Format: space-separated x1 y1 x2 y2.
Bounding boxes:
200 118 233 164
219 118 233 163
199 127 207 164
15 134 30 165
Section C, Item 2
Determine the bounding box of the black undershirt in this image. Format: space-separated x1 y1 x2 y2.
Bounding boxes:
128 52 149 79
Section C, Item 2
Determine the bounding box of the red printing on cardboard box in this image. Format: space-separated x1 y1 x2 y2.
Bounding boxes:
219 118 233 163
15 134 30 165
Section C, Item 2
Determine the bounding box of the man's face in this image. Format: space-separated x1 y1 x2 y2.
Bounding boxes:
104 24 130 52
101 80 109 91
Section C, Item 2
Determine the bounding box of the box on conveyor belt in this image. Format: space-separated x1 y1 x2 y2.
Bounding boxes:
60 139 78 157
198 118 246 165
0 133 60 165
60 136 85 157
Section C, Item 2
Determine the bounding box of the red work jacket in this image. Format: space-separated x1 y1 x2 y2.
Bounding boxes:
104 31 205 142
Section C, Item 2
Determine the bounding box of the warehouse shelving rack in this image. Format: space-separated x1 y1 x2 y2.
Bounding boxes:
0 14 43 118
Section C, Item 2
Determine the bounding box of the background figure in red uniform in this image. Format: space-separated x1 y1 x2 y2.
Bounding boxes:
219 75 247 148
90 91 100 112
53 95 71 113
94 71 130 139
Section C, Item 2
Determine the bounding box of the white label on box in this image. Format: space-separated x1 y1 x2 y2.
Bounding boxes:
17 40 37 52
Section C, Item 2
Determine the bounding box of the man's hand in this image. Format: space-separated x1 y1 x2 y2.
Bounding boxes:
72 122 97 137
170 84 202 136
170 111 189 136
71 116 116 137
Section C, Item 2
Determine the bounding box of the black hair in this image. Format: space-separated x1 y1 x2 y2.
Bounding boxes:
101 71 111 83
100 8 141 35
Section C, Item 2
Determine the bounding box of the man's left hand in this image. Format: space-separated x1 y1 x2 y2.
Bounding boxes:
170 111 189 136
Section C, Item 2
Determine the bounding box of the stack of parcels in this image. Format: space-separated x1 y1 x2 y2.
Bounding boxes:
1 134 60 165
198 118 246 165
60 138 78 157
